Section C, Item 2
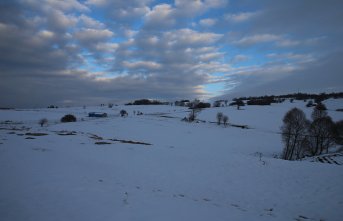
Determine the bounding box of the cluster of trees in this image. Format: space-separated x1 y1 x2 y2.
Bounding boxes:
281 103 342 160
47 105 58 108
213 100 228 107
126 99 169 105
216 112 229 126
61 114 77 123
181 100 210 122
175 99 211 109
229 99 245 109
175 100 190 107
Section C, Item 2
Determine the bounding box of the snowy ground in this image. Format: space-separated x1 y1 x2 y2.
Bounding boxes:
0 99 342 221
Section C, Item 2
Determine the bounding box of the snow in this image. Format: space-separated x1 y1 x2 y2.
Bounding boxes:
0 100 343 221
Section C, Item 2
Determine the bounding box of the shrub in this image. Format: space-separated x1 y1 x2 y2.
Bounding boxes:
306 100 314 107
61 114 77 123
39 118 48 127
120 110 128 117
311 103 327 120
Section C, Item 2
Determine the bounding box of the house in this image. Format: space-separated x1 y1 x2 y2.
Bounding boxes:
88 112 108 117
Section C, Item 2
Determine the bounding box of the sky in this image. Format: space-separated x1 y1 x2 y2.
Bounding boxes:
0 0 343 107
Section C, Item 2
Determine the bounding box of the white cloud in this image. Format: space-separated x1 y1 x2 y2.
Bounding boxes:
47 9 78 30
79 14 105 29
225 12 257 23
75 28 114 43
175 0 226 16
198 52 224 62
38 30 55 39
199 18 217 27
164 29 223 46
45 0 89 12
94 42 119 53
234 34 281 45
123 61 162 70
145 4 175 28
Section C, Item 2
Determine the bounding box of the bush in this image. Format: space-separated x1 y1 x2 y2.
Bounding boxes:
311 103 327 120
120 110 128 117
306 100 314 108
61 114 77 123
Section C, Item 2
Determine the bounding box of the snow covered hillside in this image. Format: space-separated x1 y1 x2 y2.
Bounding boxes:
0 100 342 221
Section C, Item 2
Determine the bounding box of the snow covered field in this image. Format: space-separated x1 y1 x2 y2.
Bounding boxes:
0 100 342 221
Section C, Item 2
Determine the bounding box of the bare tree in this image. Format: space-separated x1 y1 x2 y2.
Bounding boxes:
223 115 229 127
39 118 48 127
281 108 310 160
216 112 223 125
188 108 201 122
307 116 335 155
334 120 343 145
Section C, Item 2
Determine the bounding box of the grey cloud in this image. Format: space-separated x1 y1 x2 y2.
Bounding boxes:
218 51 343 100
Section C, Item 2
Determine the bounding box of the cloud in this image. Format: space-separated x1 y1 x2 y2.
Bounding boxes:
74 28 114 43
86 0 151 24
122 61 162 70
164 29 223 46
199 18 217 27
79 14 105 29
233 34 281 46
231 55 249 64
1 0 342 108
175 0 227 16
233 33 303 48
266 53 314 62
144 4 176 29
225 12 258 23
220 51 343 99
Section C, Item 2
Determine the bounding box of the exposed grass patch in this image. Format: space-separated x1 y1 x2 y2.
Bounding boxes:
109 138 152 146
25 132 48 136
89 133 103 140
95 141 112 145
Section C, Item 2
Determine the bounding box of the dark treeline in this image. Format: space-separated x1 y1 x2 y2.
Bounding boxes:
233 92 343 106
125 99 170 106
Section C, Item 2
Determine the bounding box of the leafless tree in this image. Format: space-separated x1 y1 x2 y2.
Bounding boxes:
281 108 310 160
307 116 335 155
39 118 48 127
223 115 229 127
216 112 223 125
